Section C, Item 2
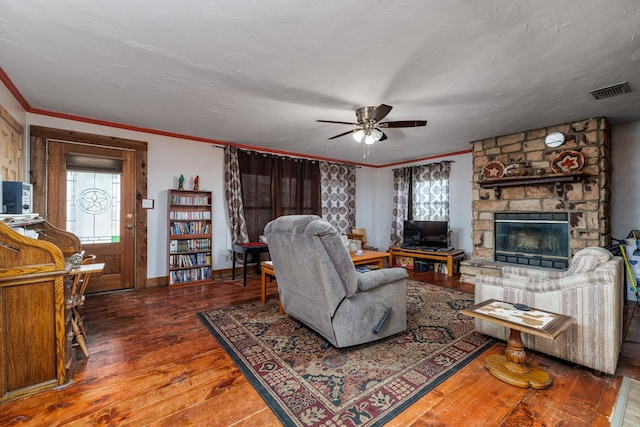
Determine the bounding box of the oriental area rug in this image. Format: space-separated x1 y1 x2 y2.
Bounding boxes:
197 280 495 427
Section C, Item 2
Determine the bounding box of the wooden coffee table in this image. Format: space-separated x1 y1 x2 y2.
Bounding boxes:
461 299 573 389
260 251 392 314
350 250 392 269
388 247 464 276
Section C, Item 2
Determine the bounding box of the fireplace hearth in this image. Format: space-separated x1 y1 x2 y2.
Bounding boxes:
494 212 569 269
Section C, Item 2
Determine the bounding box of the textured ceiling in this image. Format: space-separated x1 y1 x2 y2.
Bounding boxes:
1 0 639 166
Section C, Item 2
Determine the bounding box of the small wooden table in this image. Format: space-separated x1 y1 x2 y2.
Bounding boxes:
260 261 284 315
68 262 106 276
461 299 573 389
67 262 106 357
388 247 464 276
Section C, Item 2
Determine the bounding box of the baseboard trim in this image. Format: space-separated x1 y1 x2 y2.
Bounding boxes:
145 276 167 288
146 268 241 288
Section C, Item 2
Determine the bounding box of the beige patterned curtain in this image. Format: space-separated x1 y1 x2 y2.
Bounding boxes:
320 161 356 234
224 146 249 244
412 161 451 221
388 161 451 247
389 168 410 247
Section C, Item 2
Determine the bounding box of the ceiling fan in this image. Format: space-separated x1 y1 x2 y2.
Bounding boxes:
317 104 427 145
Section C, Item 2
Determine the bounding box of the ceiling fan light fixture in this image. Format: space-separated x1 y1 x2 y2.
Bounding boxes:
371 128 383 141
319 103 427 145
364 134 377 145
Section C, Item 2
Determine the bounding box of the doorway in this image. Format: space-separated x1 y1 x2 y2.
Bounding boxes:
48 141 135 292
30 126 148 292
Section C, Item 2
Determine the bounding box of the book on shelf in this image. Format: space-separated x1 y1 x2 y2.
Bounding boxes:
169 238 211 253
171 222 211 235
169 211 211 220
170 195 210 206
169 266 212 284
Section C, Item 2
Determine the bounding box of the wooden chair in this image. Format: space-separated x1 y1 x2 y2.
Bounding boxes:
348 228 367 250
66 254 97 357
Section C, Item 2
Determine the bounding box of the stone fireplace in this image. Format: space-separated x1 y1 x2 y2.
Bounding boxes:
461 117 611 283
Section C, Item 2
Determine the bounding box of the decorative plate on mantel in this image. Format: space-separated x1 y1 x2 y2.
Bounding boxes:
551 150 584 174
482 161 505 179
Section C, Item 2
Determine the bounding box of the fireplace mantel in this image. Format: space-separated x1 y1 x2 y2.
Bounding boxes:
478 172 589 198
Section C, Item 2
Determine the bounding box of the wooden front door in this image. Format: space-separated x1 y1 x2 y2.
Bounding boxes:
47 141 136 292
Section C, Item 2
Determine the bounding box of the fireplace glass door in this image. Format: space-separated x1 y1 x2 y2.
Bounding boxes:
494 212 569 269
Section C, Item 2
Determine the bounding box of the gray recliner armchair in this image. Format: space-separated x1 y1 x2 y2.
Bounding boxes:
264 215 408 348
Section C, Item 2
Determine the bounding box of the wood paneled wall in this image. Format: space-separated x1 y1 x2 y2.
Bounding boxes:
0 104 24 183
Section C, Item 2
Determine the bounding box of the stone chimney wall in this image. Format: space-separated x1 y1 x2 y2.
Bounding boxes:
470 117 611 263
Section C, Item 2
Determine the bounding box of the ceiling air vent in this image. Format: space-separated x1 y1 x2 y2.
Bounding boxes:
589 82 631 100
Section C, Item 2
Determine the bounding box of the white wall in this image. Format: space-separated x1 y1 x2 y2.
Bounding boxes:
357 152 474 255
0 78 478 279
4 79 639 281
0 82 26 128
354 166 380 244
26 113 232 279
611 121 640 241
610 121 640 300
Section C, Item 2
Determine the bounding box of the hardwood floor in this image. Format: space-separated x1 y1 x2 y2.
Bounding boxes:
1 270 639 426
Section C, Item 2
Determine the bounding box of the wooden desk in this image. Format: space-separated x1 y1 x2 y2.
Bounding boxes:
232 242 269 287
460 299 573 389
388 247 465 276
0 221 77 402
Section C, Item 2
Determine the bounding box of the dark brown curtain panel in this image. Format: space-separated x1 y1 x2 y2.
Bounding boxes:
238 150 320 241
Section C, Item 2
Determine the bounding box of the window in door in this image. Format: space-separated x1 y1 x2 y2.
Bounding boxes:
66 171 122 244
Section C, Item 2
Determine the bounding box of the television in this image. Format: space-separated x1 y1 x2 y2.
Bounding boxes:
402 220 449 249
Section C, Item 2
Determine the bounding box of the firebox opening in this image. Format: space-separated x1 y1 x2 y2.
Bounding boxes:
494 212 569 269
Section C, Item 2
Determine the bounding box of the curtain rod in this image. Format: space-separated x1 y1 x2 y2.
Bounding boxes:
236 147 360 167
391 160 453 172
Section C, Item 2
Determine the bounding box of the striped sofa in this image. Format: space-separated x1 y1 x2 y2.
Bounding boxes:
474 247 624 374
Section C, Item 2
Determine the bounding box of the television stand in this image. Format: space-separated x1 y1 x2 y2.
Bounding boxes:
389 246 465 276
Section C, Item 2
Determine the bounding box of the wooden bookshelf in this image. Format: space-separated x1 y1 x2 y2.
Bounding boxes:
167 189 213 287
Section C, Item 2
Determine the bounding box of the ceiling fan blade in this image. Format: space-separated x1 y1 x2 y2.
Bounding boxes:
378 120 427 128
317 120 358 126
328 129 357 140
370 104 393 122
378 131 388 141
